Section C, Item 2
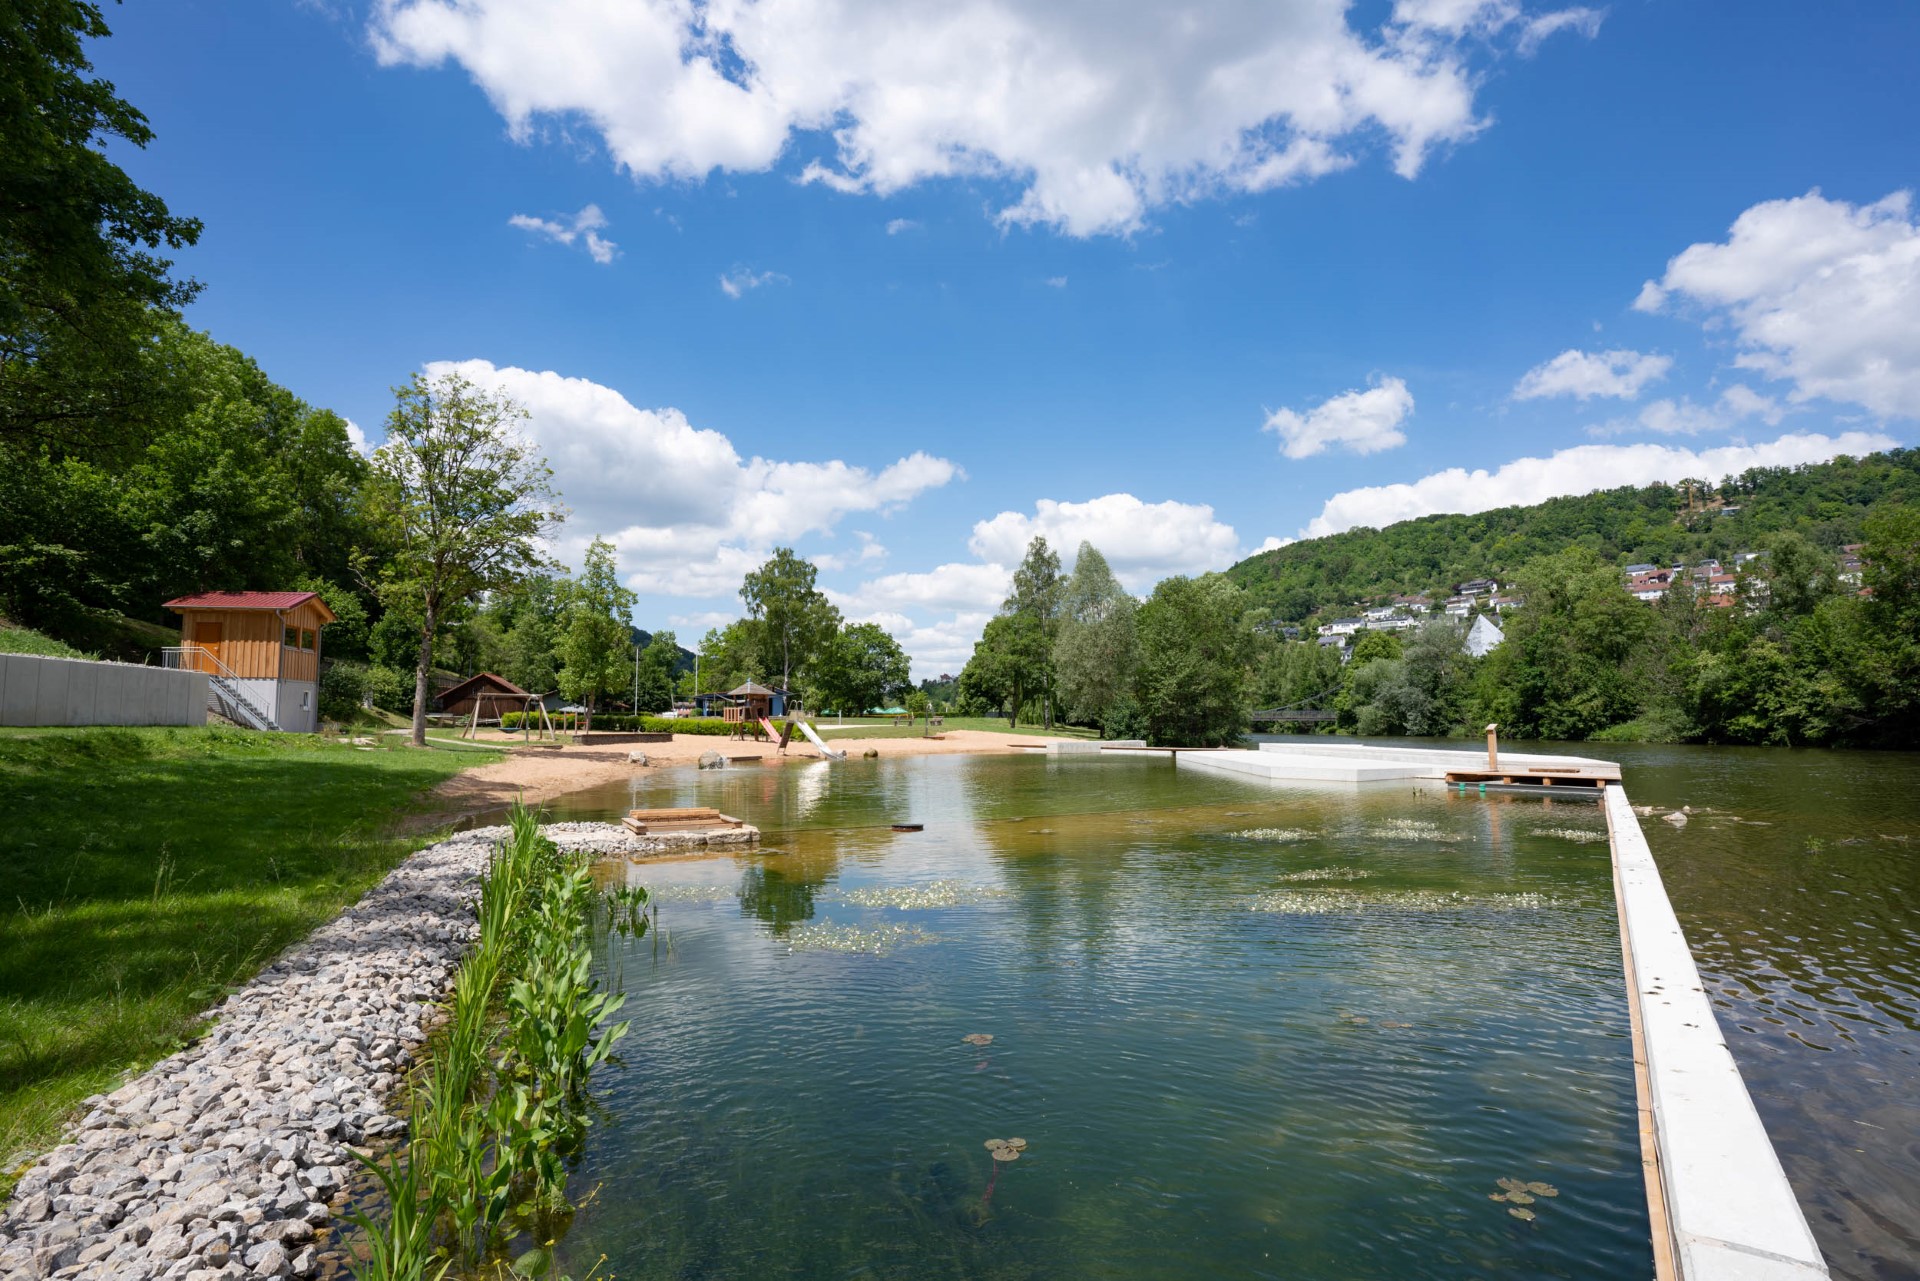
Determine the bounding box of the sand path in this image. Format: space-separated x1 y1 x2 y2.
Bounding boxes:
411 728 1074 828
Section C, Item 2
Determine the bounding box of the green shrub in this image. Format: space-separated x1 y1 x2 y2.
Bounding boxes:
499 712 738 735
364 664 412 714
318 661 368 723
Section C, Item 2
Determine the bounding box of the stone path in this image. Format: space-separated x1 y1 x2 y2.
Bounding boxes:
0 822 650 1281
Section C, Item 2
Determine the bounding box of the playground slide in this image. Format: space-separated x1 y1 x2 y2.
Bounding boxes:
791 718 847 761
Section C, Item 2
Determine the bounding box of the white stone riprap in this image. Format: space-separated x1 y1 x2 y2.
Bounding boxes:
0 822 655 1281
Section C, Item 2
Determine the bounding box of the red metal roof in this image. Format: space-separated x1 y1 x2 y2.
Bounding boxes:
164 591 323 612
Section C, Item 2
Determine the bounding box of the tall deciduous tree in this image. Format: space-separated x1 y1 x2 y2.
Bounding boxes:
1053 542 1137 726
364 372 563 746
740 548 839 693
810 621 910 715
632 629 680 714
963 611 1048 727
556 537 636 712
1133 575 1250 747
1 0 203 452
1004 536 1064 728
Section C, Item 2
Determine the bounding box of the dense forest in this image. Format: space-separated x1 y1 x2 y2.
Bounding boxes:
1227 450 1920 621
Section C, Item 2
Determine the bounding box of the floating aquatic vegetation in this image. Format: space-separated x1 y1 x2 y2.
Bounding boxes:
1491 1176 1558 1221
983 1137 1028 1162
1227 828 1317 842
1365 819 1466 843
962 1033 994 1047
834 880 1010 910
646 884 738 903
1533 827 1608 845
1380 1021 1412 1029
1273 867 1375 883
1249 890 1553 915
785 920 934 955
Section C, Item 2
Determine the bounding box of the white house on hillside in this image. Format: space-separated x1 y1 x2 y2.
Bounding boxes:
1465 614 1505 658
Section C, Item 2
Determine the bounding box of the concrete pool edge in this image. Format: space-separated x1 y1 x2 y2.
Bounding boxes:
1603 782 1829 1281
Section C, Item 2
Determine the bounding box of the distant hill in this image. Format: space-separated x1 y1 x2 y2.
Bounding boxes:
632 627 698 676
1226 448 1920 621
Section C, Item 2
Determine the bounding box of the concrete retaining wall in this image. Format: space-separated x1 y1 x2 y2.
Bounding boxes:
0 653 209 728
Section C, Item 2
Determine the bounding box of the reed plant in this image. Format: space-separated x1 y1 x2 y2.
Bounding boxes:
351 803 639 1280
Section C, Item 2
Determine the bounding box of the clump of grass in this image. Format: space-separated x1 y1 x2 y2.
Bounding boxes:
785 919 934 955
1248 889 1553 914
1272 867 1375 883
1364 819 1466 843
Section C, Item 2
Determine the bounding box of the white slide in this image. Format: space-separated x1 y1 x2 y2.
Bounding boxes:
793 719 847 760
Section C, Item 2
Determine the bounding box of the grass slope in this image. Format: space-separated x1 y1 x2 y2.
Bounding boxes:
0 727 495 1182
0 624 92 659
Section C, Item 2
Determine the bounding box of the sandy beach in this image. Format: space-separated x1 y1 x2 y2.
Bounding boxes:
415 727 1074 826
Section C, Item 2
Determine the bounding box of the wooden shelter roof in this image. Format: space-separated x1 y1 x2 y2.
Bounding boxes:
438 672 531 704
164 590 338 623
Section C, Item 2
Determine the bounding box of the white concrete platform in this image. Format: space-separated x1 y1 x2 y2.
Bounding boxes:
1604 783 1828 1280
1178 739 1620 785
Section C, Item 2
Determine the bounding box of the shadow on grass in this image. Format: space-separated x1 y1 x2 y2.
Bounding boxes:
0 727 488 1173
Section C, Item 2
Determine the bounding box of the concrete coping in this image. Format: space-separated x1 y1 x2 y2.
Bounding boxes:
1604 783 1828 1280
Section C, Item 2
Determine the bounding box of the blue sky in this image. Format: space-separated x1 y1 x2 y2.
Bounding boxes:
96 0 1919 674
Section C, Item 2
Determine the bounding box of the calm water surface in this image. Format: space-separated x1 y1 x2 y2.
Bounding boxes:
536 754 1651 1280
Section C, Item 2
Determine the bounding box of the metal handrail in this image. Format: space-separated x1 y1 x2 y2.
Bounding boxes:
163 646 281 731
163 644 244 682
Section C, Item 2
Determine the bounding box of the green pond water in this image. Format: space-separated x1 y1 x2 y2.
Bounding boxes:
533 753 1653 1279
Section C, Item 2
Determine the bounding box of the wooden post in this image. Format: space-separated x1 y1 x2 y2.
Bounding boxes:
1484 722 1499 771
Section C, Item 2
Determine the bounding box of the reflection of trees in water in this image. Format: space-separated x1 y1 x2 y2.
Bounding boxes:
737 861 827 934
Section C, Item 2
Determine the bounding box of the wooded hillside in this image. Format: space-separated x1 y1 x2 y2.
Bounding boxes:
1227 449 1920 620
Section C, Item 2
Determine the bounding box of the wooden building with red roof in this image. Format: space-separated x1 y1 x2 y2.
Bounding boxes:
163 590 338 732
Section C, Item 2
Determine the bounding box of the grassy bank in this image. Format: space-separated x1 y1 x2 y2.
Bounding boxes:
0 726 496 1183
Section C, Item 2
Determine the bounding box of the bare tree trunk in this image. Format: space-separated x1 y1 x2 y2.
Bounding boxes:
411 601 436 748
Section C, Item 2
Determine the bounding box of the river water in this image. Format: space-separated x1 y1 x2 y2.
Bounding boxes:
527 741 1920 1279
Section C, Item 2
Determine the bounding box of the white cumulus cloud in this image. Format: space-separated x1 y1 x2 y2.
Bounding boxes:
420 359 960 595
508 203 618 263
1263 376 1414 459
1635 189 1920 419
1300 431 1897 537
370 0 1598 237
1513 348 1671 401
967 494 1243 590
884 218 920 235
343 419 372 456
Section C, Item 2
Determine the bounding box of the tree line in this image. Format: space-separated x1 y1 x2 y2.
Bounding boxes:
948 514 1920 750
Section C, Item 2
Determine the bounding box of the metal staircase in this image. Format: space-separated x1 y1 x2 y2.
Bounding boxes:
162 647 283 732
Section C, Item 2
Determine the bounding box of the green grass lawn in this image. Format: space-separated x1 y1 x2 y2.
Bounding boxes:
0 726 496 1184
811 716 1100 740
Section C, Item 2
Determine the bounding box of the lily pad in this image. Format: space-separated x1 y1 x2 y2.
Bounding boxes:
1006 1138 1028 1151
1506 1191 1535 1205
991 1147 1020 1162
1525 1182 1558 1197
1496 1177 1527 1193
984 1139 1009 1152
1508 1207 1536 1222
963 1033 994 1047
1489 1193 1508 1202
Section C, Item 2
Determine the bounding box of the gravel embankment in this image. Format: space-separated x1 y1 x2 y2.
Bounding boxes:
0 821 661 1281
